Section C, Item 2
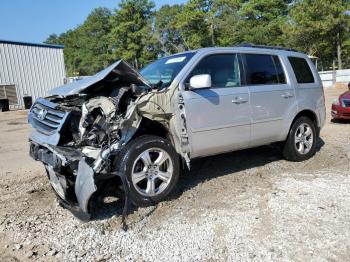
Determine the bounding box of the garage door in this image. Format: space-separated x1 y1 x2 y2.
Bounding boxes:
0 85 18 105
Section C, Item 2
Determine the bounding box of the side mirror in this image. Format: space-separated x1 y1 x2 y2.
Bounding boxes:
189 74 212 89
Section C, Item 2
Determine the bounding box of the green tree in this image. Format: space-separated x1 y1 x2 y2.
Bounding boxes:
171 0 289 49
75 7 113 74
287 0 350 70
46 7 113 76
46 0 350 74
154 4 186 54
109 0 156 69
174 0 213 50
237 0 289 46
213 0 243 46
46 29 81 76
46 34 60 44
341 37 350 69
139 19 162 66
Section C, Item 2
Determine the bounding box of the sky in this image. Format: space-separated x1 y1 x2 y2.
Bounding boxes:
0 0 187 44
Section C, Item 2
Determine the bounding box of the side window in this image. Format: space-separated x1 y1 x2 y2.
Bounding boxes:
288 57 315 83
272 55 286 84
187 54 241 88
243 54 286 85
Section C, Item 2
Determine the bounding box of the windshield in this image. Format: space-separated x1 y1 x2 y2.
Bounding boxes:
140 52 195 89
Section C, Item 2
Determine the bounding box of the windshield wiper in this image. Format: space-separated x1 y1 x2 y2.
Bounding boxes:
151 80 164 90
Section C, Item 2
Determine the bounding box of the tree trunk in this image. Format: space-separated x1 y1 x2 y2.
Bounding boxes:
134 57 139 70
332 60 336 84
210 19 215 46
337 31 342 70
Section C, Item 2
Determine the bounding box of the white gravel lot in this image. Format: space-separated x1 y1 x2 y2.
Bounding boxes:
0 87 349 261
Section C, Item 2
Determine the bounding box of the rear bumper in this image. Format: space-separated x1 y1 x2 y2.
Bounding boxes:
317 104 326 130
331 104 350 119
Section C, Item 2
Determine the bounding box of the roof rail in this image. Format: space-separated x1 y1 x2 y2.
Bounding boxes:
236 43 298 52
0 39 64 49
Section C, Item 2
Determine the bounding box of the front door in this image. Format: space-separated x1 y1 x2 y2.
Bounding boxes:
181 53 251 158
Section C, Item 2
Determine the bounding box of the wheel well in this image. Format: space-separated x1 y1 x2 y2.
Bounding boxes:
292 110 319 135
133 117 168 140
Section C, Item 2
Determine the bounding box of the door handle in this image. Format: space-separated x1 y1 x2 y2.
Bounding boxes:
281 92 294 99
232 97 248 104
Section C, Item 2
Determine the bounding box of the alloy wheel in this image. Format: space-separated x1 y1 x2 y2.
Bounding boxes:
131 148 174 197
294 123 314 155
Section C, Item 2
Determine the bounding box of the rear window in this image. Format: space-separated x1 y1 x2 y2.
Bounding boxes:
243 54 286 85
288 57 314 83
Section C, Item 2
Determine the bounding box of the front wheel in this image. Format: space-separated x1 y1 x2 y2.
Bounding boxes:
114 135 180 206
283 116 317 162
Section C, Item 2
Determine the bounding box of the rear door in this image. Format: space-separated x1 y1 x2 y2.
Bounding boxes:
241 53 297 145
181 53 251 158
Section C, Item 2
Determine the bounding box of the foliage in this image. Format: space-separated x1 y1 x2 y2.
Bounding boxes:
46 0 350 76
174 0 214 49
286 0 350 70
154 4 185 54
109 0 156 69
237 0 289 46
213 0 243 46
46 7 113 76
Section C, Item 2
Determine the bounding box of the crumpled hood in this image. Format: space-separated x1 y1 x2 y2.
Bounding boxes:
49 60 150 97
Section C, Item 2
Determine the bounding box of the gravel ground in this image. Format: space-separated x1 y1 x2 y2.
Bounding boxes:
0 87 349 261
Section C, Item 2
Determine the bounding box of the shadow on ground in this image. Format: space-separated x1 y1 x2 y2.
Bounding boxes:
331 119 350 124
90 138 325 221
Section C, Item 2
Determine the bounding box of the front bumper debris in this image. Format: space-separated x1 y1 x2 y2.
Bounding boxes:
75 159 97 214
30 141 96 220
56 193 92 221
29 141 131 227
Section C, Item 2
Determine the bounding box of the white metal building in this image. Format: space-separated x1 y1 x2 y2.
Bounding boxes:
319 69 350 87
0 40 66 108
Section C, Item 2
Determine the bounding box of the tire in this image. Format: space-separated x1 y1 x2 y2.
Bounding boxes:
45 165 67 200
44 165 76 203
114 135 180 206
283 116 317 162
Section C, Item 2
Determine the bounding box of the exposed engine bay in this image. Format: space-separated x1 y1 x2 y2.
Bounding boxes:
28 60 190 223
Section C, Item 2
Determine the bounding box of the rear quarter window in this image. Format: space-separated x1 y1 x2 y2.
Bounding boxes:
288 57 314 83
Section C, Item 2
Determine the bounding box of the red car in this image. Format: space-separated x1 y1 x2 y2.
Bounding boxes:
331 84 350 120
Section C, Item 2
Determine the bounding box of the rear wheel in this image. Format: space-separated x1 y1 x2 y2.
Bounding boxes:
114 135 180 206
283 116 317 161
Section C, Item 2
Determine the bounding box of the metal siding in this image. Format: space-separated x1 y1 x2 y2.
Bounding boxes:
47 48 56 90
33 46 44 98
0 42 65 108
23 45 35 98
15 45 22 104
58 49 66 82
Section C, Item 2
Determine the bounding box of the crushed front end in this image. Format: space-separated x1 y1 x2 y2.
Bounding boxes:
28 60 151 220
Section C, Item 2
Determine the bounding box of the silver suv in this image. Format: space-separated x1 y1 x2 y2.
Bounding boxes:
28 45 326 219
